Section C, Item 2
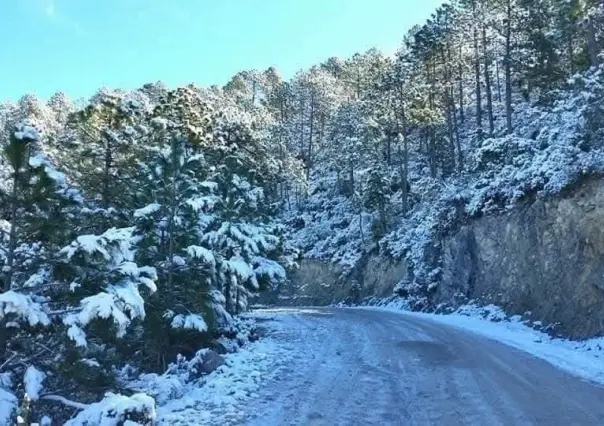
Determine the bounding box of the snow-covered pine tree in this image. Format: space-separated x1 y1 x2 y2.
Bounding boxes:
0 122 158 423
0 123 79 354
65 89 148 222
363 168 391 241
206 107 287 313
132 129 219 369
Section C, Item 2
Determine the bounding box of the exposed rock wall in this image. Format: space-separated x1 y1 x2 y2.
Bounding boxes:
259 256 407 306
437 177 604 339
275 177 604 339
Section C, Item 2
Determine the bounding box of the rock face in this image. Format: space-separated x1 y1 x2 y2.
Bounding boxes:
259 256 407 306
437 177 604 339
276 176 604 339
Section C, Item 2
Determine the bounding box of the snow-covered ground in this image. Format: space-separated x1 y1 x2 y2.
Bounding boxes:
27 304 604 425
155 304 604 425
151 312 305 425
243 307 604 425
359 301 604 385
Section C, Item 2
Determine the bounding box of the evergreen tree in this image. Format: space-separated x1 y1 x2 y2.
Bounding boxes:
67 89 147 216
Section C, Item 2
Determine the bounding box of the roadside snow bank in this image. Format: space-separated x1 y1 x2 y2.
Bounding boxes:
149 312 296 426
357 302 604 385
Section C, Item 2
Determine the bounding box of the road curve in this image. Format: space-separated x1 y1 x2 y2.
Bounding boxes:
245 307 604 426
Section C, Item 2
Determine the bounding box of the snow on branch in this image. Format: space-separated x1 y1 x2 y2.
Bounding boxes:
40 395 89 410
60 227 137 265
64 282 151 347
0 291 50 327
185 245 215 266
171 314 208 332
14 123 40 142
252 257 286 282
133 203 161 219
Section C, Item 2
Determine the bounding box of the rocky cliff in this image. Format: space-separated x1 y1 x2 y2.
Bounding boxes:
259 256 407 307
437 176 604 339
272 176 604 340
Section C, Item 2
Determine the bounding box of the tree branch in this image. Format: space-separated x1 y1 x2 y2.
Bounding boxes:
0 352 18 372
40 394 89 410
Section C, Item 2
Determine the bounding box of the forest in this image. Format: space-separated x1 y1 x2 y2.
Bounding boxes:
0 0 603 424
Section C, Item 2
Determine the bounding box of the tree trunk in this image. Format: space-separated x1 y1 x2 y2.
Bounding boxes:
349 162 355 196
403 137 410 212
224 279 232 314
358 210 364 244
1 146 29 358
496 60 502 103
458 43 465 123
426 61 438 178
298 98 305 159
504 0 514 134
450 87 463 171
251 79 256 107
428 127 437 179
102 137 112 209
386 132 392 165
4 172 19 292
586 16 601 68
472 0 483 141
568 32 575 75
442 48 456 175
396 84 410 215
166 139 178 292
307 92 315 180
482 25 495 136
473 27 483 140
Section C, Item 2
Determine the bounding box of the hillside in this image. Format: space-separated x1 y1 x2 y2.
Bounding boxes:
0 0 603 424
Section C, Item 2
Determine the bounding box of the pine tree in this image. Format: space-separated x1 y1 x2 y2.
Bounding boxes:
67 89 147 216
363 168 391 240
133 132 217 369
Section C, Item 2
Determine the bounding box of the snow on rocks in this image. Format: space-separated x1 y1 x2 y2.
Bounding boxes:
64 392 156 426
188 350 225 378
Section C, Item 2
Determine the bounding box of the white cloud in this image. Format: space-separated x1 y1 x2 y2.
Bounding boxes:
29 0 86 35
42 0 56 19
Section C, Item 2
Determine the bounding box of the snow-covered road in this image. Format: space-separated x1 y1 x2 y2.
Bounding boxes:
245 308 604 426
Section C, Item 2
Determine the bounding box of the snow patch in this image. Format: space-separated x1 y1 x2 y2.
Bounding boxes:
0 386 16 426
0 291 50 327
24 366 45 401
134 203 161 218
125 313 295 425
359 303 604 385
64 393 156 426
171 314 208 332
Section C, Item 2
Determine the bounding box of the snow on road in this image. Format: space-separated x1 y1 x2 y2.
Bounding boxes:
362 303 604 386
242 307 604 426
155 306 604 425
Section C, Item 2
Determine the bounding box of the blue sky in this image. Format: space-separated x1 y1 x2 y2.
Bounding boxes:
1 0 444 101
